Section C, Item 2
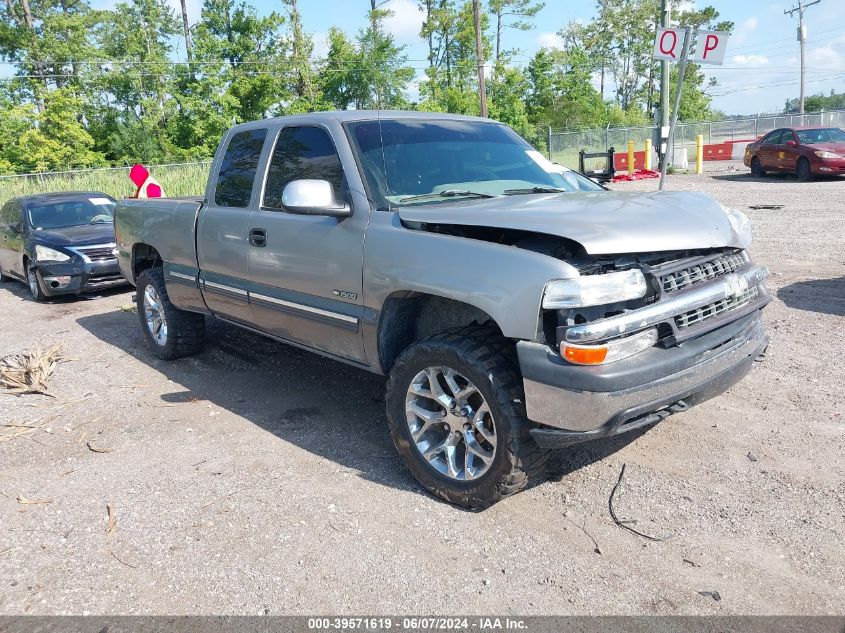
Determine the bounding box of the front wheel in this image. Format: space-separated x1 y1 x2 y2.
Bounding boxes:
750 157 766 177
385 325 548 509
796 157 813 181
135 267 205 360
26 265 46 302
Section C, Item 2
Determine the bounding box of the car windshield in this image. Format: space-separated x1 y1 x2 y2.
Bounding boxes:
796 128 845 144
347 119 603 208
27 196 115 230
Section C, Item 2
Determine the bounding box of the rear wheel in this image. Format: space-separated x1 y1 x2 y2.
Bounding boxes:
750 157 766 177
385 325 548 509
135 267 205 360
796 157 813 181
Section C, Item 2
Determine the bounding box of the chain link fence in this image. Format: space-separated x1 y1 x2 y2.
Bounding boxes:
549 109 845 170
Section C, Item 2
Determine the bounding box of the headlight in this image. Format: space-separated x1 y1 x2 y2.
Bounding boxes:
561 328 658 365
35 245 71 262
542 269 647 309
722 206 753 249
814 151 842 159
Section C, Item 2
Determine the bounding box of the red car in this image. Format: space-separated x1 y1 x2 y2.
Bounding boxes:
744 126 845 180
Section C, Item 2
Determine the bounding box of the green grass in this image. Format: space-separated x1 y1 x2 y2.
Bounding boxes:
0 162 210 202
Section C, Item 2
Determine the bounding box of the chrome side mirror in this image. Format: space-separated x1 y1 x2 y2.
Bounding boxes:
281 179 351 218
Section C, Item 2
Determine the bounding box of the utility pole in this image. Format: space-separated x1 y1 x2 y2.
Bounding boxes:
179 0 192 62
658 0 671 169
785 0 821 114
473 0 488 117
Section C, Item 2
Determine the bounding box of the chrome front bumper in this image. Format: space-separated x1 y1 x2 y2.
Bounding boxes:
518 312 768 434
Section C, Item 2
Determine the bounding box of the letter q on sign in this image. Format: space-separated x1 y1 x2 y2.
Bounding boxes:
653 28 685 61
690 30 730 65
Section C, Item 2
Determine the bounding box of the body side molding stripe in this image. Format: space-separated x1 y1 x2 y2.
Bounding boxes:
250 291 359 325
203 279 248 296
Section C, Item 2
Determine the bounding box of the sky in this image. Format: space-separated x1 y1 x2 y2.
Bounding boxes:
13 0 845 117
272 0 845 116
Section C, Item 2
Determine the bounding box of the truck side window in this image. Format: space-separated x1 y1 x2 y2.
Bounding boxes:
262 126 346 209
214 128 268 208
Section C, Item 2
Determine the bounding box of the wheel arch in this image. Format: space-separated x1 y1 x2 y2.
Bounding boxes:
131 243 163 282
376 291 504 374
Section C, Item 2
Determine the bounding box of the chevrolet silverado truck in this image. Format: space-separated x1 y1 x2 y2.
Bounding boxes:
115 111 770 509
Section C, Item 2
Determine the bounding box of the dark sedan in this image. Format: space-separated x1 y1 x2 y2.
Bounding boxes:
744 126 845 181
0 192 127 301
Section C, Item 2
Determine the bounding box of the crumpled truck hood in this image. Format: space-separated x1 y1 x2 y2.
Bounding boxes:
397 190 749 255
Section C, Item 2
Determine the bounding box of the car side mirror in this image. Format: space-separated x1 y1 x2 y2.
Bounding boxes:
785 140 797 147
281 179 351 218
9 222 21 234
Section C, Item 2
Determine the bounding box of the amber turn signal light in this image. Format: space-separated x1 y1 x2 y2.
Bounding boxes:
562 345 608 365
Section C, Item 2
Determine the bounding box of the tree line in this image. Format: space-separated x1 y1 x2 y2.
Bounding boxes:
0 0 733 174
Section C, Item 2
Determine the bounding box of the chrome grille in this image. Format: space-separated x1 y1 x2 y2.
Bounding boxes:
77 245 116 261
674 286 759 330
661 251 747 293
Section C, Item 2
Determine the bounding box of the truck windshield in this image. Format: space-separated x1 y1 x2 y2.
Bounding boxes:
27 197 115 230
348 119 602 208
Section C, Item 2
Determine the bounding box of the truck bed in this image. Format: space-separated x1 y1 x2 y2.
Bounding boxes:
115 197 204 285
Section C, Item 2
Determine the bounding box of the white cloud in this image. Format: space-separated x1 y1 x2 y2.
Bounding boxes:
732 16 759 46
312 31 330 61
536 32 565 50
383 0 424 44
731 54 770 67
167 0 200 22
805 34 845 72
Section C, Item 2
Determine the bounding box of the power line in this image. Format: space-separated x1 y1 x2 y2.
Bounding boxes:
707 72 845 97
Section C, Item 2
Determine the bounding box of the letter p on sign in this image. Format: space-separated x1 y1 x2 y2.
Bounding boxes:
690 30 729 65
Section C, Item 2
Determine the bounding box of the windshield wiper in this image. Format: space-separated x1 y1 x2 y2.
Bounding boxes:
503 186 567 195
398 189 496 203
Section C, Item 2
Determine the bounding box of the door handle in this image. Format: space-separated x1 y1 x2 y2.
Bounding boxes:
249 228 266 247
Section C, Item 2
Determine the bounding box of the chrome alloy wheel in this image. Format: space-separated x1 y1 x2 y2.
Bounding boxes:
405 366 497 481
143 285 168 346
27 267 39 297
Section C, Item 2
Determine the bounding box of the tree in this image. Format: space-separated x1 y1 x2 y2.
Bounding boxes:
488 0 543 61
14 89 105 171
319 7 413 110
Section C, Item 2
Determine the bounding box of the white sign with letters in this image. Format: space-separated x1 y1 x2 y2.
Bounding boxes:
653 28 686 61
690 30 730 65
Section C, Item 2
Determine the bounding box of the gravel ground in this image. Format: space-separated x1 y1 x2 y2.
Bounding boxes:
0 168 843 616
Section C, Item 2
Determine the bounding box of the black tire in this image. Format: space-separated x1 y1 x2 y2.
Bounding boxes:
135 267 205 360
796 157 813 181
750 157 765 177
26 262 47 302
385 324 548 509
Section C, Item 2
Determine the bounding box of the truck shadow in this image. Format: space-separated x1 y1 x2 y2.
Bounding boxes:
76 309 643 506
777 277 845 316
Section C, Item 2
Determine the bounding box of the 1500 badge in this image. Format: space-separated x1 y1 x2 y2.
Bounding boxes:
332 290 358 300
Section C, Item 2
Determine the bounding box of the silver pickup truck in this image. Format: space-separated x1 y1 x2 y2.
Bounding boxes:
115 111 770 508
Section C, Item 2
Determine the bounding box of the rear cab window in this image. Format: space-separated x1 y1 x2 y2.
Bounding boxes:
214 128 268 208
